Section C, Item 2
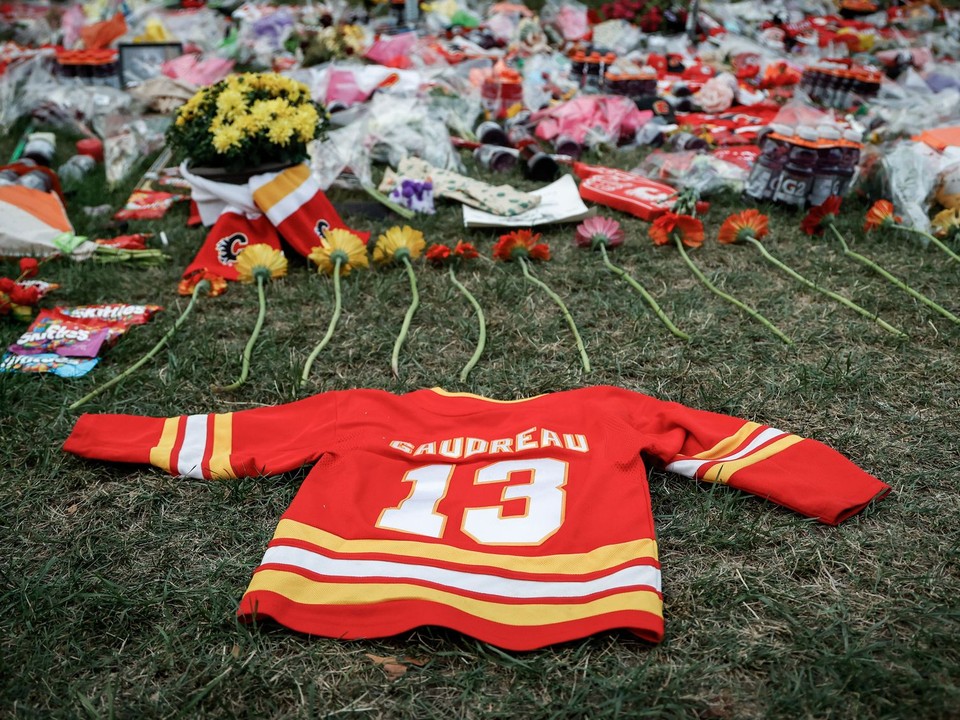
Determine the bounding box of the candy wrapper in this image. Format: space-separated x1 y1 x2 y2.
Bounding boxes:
9 310 113 358
58 304 163 340
0 352 99 378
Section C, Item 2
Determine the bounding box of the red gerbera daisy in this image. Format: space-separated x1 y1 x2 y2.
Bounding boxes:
718 209 769 244
425 243 452 265
493 229 551 262
649 213 704 248
863 200 901 233
453 240 479 259
801 196 842 236
178 270 227 297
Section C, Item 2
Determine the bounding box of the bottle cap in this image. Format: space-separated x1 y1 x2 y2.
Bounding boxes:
818 126 842 141
797 126 818 142
768 123 793 136
842 129 863 143
76 138 104 162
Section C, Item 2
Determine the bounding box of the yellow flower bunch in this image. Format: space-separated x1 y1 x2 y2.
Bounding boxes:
167 72 328 170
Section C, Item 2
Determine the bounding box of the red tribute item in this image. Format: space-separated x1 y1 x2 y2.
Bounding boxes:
574 163 710 221
63 387 890 651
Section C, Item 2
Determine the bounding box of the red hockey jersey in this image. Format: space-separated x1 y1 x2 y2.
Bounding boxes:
63 386 890 650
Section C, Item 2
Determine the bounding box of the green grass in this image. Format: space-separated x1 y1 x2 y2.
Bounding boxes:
2 121 959 719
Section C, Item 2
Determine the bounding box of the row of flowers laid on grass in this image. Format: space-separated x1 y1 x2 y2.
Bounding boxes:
67 198 959 410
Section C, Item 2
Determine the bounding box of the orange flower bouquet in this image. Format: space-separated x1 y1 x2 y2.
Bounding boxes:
493 229 590 373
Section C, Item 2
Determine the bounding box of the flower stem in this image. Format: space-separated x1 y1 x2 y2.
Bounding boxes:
896 225 960 265
830 223 960 326
519 256 591 372
675 236 792 345
744 237 906 338
391 256 420 377
448 265 486 382
69 280 208 411
216 275 267 392
362 184 415 220
301 257 343 387
598 243 689 341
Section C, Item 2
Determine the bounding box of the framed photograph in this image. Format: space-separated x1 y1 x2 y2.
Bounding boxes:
118 42 183 89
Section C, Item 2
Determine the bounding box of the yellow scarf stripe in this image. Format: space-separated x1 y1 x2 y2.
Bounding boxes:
692 421 762 460
244 569 663 625
703 434 804 484
273 519 657 575
207 413 236 480
148 417 180 473
251 164 310 214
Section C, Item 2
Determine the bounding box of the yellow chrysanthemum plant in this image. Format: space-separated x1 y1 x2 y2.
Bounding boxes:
166 72 329 171
301 229 370 386
215 244 288 392
373 225 426 377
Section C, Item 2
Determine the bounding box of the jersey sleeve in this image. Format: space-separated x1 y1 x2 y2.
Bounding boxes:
636 395 890 525
62 393 339 480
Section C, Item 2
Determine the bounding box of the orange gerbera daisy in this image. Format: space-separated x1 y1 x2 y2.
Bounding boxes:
801 196 842 236
863 200 901 233
718 209 769 244
178 270 227 297
493 229 551 261
648 213 704 248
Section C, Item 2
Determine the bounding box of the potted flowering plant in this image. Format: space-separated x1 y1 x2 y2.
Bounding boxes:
166 72 329 182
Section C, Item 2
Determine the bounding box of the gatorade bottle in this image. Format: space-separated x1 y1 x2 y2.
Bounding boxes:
22 132 56 167
772 126 819 208
58 154 97 185
583 53 602 93
476 121 510 147
837 129 863 196
807 126 844 207
744 123 792 201
474 144 519 173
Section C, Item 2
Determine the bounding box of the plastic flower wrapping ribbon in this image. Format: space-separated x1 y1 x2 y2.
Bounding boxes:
493 229 590 373
373 225 426 377
865 199 960 266
69 278 215 410
425 240 485 381
719 209 904 337
650 207 792 345
215 244 289 391
301 229 370 386
803 197 960 327
574 216 688 341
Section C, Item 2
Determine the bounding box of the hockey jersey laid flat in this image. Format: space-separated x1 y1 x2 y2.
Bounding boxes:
63 386 890 650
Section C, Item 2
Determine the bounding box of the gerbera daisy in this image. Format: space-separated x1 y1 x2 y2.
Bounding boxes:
424 240 486 381
492 228 551 261
495 229 590 372
218 244 288 391
651 212 790 344
883 204 960 265
718 211 904 337
863 200 900 233
717 209 769 244
302 230 370 386
375 226 426 376
800 196 842 237
574 216 688 341
179 270 228 298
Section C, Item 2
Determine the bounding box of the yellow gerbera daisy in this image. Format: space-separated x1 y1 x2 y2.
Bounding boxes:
309 229 369 276
932 207 960 238
235 244 288 283
373 226 426 265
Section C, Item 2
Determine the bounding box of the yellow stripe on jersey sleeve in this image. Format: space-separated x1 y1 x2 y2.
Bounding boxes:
149 417 179 473
692 421 762 460
251 164 309 214
273 519 658 575
207 413 236 480
244 569 664 625
703 434 804 484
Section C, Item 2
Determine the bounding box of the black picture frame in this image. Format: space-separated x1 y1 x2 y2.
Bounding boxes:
118 42 183 89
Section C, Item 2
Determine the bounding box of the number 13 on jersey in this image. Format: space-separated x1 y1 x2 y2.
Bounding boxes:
376 458 568 546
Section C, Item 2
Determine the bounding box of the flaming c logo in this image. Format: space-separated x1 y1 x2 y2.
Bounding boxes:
216 232 249 265
315 219 330 240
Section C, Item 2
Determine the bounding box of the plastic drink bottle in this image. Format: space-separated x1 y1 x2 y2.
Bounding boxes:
744 123 792 201
807 126 844 207
772 126 819 207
